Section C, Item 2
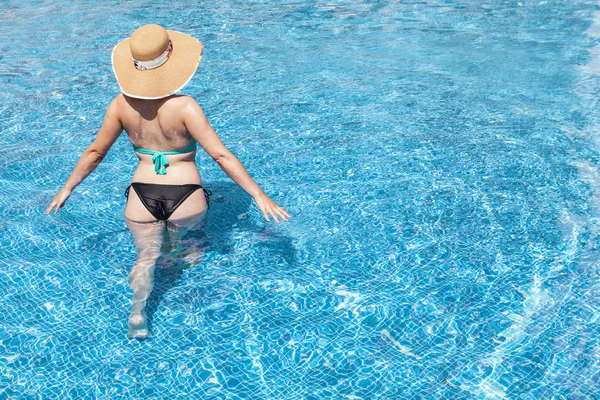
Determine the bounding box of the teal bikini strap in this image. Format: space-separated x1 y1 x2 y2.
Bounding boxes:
133 141 197 175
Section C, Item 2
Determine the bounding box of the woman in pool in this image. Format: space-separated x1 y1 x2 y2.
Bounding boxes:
44 24 290 339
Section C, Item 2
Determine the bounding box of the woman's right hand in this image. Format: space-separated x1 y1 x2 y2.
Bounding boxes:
45 187 73 214
183 99 292 223
253 192 291 223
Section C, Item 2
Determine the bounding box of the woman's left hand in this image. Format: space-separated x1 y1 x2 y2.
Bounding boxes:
45 187 72 214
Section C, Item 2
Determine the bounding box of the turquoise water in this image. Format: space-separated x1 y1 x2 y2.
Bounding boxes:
2 0 600 398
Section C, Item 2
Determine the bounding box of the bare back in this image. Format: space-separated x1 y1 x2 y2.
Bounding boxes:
117 94 202 185
46 89 289 224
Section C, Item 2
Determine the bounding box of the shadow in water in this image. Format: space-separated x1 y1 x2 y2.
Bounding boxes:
143 181 297 337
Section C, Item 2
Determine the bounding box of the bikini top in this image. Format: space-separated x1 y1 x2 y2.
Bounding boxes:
133 140 197 175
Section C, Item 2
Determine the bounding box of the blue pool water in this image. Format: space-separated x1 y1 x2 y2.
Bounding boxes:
2 0 600 398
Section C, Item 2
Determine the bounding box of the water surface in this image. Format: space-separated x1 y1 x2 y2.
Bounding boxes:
1 0 599 398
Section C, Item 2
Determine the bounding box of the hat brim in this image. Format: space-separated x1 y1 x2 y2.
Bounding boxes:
112 30 202 100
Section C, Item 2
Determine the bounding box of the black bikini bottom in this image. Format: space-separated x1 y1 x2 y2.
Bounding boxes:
125 182 212 221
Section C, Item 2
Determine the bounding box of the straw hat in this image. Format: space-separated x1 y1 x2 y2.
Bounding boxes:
112 24 203 99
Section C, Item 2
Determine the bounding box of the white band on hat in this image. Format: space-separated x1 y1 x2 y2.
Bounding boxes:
133 41 173 71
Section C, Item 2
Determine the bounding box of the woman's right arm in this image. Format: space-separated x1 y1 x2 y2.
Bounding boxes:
182 98 290 223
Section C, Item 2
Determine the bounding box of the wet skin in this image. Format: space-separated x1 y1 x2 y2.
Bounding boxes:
46 94 291 339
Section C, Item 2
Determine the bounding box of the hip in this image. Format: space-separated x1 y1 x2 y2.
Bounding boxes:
124 182 212 223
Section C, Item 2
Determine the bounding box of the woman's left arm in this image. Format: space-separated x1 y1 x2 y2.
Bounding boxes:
45 96 123 214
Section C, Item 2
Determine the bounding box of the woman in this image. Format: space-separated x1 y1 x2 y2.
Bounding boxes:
45 24 290 339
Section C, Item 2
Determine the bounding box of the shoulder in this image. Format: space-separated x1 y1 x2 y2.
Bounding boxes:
176 95 201 109
160 94 202 113
104 94 125 120
112 93 126 106
176 95 206 119
108 94 128 112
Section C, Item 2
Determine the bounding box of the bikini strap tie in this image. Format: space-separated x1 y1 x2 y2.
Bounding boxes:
152 152 169 175
133 141 196 175
203 188 213 208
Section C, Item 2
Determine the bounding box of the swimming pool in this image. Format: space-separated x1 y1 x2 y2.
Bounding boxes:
1 0 599 397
